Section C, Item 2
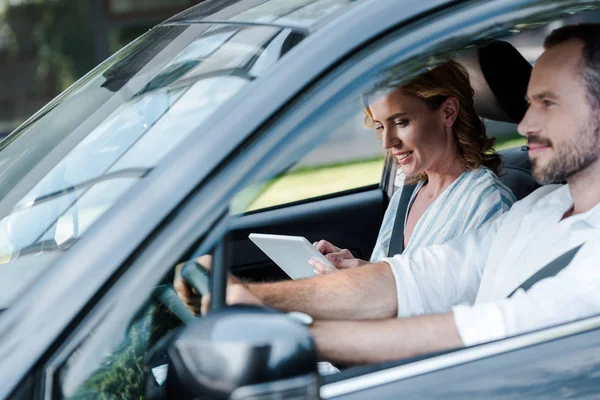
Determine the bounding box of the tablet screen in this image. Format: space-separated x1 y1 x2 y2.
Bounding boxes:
249 233 335 279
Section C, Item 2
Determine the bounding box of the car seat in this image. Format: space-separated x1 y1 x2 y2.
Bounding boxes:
458 40 541 200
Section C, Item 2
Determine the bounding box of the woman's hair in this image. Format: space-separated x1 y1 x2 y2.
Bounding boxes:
364 60 501 183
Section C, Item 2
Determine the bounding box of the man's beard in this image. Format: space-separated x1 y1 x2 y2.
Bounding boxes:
531 120 600 185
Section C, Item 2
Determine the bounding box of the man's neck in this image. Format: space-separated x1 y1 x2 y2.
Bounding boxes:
567 160 600 215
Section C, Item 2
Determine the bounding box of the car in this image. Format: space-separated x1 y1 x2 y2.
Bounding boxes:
2 0 600 398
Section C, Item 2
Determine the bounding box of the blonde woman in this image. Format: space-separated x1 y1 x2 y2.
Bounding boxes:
313 61 516 272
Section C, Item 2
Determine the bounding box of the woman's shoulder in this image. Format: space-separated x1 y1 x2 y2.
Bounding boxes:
451 167 515 229
464 167 517 204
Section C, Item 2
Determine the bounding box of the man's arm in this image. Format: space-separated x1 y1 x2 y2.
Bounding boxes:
186 207 506 319
244 261 398 320
452 239 600 347
311 312 463 365
234 213 504 320
178 258 396 319
382 213 504 318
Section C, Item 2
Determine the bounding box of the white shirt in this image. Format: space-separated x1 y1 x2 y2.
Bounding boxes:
382 184 600 347
370 167 515 261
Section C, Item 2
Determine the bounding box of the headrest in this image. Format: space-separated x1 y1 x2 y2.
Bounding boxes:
498 147 541 200
457 41 532 123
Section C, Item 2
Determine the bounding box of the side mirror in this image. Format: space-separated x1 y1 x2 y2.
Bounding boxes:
149 305 320 400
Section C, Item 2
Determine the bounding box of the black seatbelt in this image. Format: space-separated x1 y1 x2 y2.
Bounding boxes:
507 244 584 298
387 184 417 257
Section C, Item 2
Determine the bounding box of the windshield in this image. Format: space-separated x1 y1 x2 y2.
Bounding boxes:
0 22 306 308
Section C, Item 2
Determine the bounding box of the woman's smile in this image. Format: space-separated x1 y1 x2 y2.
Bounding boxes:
394 150 414 164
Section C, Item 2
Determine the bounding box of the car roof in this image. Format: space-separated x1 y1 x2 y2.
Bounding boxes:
165 0 370 32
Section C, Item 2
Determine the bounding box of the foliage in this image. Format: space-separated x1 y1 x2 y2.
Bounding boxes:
68 302 181 400
2 0 95 90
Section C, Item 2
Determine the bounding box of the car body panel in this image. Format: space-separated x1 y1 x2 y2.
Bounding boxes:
322 316 600 399
2 0 600 397
0 1 458 394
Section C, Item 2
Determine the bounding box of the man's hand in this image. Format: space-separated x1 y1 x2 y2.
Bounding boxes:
174 254 241 315
312 240 369 274
201 283 264 315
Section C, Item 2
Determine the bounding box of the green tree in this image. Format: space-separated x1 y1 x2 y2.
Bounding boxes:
2 0 95 90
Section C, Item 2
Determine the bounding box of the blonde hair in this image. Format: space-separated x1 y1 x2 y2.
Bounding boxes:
364 60 500 183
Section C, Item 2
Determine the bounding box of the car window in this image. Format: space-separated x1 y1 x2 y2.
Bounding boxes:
52 28 457 399
0 23 306 309
50 29 417 400
43 3 600 400
231 111 385 213
58 283 192 399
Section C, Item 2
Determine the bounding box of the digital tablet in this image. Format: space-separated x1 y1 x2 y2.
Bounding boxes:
249 233 336 279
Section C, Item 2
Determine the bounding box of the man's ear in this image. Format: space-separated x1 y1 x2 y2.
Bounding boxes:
441 97 460 127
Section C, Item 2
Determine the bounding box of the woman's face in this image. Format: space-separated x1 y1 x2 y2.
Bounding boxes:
369 89 457 177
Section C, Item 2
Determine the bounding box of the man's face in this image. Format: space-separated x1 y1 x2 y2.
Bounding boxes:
518 39 600 185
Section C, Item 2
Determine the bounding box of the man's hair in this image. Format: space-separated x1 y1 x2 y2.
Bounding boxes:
544 23 600 107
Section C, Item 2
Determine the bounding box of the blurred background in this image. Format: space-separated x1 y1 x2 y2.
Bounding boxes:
0 0 204 139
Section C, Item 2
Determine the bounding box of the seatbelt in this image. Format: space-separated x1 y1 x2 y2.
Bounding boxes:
507 244 584 298
387 184 417 257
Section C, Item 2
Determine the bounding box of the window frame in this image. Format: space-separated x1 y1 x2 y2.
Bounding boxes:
30 0 600 398
3 0 462 393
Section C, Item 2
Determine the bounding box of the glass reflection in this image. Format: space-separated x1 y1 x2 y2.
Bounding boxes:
0 22 305 309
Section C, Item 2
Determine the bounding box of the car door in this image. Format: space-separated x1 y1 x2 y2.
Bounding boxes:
11 0 600 398
227 134 392 282
321 316 600 399
230 186 389 282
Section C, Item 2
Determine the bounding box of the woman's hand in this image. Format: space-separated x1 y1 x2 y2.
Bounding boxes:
312 240 369 275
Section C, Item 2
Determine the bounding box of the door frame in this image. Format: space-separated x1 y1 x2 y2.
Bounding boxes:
17 0 597 397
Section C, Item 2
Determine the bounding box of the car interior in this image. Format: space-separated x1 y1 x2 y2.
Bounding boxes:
58 7 600 397
226 38 540 284
139 36 543 392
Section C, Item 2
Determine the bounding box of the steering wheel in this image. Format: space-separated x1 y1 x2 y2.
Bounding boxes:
145 261 212 399
152 260 211 323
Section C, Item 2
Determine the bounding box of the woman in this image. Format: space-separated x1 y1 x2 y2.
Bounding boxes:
312 60 516 273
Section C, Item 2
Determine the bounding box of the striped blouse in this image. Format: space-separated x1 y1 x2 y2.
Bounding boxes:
370 167 516 261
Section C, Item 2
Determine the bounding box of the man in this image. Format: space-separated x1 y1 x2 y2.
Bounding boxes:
176 24 600 365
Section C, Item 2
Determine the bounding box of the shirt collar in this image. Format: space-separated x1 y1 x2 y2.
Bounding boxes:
536 184 571 209
585 204 600 228
543 184 600 228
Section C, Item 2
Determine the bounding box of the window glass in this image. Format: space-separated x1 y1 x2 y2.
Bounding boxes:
51 6 600 400
0 23 305 309
53 43 453 397
232 112 385 213
58 288 188 399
